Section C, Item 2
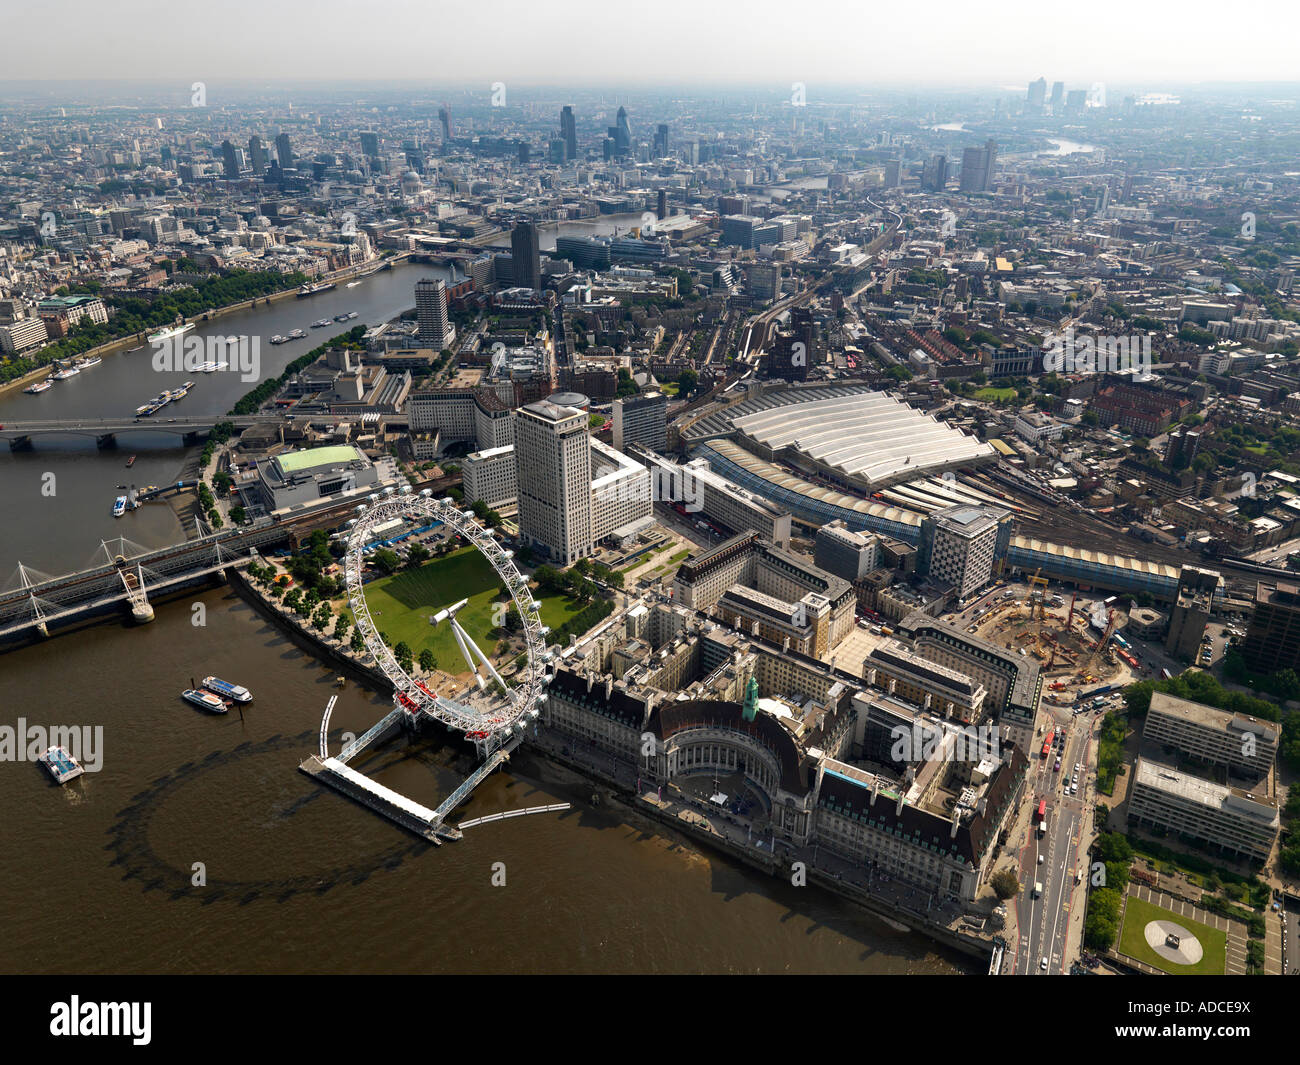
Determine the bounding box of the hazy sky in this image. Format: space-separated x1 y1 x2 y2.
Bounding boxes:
9 0 1298 87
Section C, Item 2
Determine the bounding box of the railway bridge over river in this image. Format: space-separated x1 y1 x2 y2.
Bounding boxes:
0 521 290 642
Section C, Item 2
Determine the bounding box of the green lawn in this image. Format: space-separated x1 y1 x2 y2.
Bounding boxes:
1126 840 1210 889
359 548 583 672
648 549 695 579
538 592 586 633
974 386 1017 401
1118 894 1228 975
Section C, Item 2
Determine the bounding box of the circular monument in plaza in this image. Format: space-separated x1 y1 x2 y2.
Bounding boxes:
1143 919 1204 965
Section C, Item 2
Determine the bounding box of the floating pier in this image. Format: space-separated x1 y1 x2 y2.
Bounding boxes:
300 717 518 844
298 755 458 844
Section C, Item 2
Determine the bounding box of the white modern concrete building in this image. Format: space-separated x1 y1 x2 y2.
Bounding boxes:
1013 410 1065 444
462 444 518 511
1127 757 1278 864
406 387 512 457
921 505 1003 599
815 520 879 581
414 277 455 350
612 391 668 453
254 444 379 511
590 438 653 542
0 316 48 354
1144 691 1280 778
515 401 593 565
628 445 793 547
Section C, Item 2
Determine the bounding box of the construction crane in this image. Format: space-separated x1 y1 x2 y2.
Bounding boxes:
1086 608 1118 670
1095 608 1118 651
1065 591 1077 634
1027 566 1050 621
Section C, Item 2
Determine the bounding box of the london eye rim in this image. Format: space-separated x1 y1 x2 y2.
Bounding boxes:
343 490 551 740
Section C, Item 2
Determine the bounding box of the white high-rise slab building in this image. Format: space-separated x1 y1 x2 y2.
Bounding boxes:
612 391 667 453
590 438 652 540
922 505 1003 599
515 401 593 566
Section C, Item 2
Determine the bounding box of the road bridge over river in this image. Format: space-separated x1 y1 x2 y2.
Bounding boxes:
0 415 278 451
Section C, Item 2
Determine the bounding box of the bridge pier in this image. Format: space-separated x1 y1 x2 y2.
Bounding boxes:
116 561 155 624
182 431 204 446
96 433 117 450
8 435 32 452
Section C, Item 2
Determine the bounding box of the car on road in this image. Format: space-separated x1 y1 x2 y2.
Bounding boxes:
1040 957 1048 970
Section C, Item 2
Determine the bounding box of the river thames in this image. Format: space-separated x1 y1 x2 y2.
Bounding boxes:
0 586 973 973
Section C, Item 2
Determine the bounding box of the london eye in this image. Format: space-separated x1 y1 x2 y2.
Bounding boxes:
342 487 552 757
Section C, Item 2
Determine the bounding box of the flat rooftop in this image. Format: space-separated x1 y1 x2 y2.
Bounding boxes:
1133 756 1278 823
467 444 515 462
934 504 1001 538
275 445 365 474
718 585 807 627
1149 690 1280 741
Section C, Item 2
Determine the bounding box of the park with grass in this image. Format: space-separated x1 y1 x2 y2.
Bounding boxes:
359 547 585 673
1117 894 1228 975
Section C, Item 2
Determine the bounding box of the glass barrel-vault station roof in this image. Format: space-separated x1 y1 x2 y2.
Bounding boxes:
732 392 995 490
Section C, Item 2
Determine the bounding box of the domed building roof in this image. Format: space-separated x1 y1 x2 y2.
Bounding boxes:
546 391 590 410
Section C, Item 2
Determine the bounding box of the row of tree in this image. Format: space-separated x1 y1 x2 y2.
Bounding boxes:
229 325 367 415
245 559 363 653
1 269 308 384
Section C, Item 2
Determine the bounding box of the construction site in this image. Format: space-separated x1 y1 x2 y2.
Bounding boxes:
961 571 1141 709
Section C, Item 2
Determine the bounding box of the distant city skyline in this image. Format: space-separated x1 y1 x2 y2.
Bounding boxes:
8 0 1298 87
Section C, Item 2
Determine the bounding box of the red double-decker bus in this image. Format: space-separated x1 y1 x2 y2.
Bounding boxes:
1036 799 1047 822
